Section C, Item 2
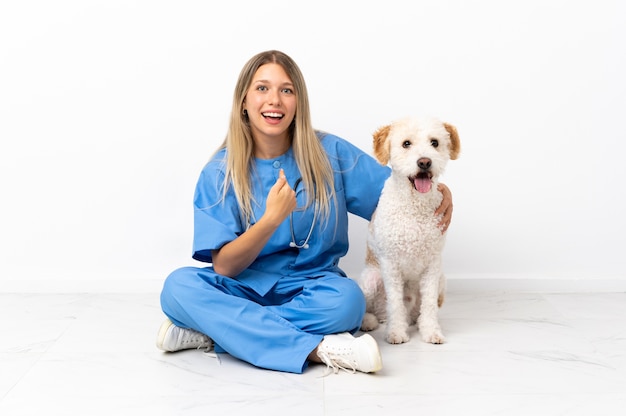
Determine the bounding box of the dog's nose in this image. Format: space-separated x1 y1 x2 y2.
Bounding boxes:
417 158 432 170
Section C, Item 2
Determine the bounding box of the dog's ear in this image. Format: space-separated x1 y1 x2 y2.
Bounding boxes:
372 125 391 165
444 123 461 160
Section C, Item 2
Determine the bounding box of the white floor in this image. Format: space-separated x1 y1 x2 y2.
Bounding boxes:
2 283 626 415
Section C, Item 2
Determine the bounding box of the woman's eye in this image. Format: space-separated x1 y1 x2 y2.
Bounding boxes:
281 88 294 94
430 139 439 148
257 85 267 91
402 140 411 148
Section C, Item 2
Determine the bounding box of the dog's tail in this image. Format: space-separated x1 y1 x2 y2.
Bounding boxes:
359 266 382 297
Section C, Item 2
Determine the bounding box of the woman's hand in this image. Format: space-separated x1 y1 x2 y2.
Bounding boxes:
264 169 297 227
435 183 453 233
211 169 295 277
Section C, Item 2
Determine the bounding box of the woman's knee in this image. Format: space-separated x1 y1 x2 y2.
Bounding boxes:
162 267 194 297
160 267 208 315
334 278 366 313
315 277 366 331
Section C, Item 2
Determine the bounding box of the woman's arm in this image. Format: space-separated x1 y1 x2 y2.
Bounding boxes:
435 183 453 233
211 169 296 277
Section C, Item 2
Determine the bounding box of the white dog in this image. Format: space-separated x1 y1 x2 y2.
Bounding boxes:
358 116 460 344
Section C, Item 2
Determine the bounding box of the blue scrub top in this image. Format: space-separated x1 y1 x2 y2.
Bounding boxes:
191 132 391 296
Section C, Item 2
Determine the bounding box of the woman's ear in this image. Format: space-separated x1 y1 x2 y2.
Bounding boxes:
373 125 391 165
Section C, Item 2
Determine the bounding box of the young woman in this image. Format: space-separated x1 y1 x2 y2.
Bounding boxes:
157 50 453 374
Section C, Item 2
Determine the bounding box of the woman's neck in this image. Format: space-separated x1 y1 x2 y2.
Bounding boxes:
254 137 292 159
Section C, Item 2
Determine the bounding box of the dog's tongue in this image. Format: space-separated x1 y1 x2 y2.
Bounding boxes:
414 177 432 193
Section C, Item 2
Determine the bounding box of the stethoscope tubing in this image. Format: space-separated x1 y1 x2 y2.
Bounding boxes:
289 177 315 249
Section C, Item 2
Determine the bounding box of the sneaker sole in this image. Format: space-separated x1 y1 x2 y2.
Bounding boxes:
357 334 383 373
156 319 174 351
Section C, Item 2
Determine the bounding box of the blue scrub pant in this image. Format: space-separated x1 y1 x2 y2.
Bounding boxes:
160 266 366 374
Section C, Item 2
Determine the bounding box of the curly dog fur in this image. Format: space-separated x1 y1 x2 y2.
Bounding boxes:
358 116 460 344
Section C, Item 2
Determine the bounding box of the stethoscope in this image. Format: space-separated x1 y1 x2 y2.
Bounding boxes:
289 177 316 249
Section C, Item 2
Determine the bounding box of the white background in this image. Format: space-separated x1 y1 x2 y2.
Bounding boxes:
1 0 624 289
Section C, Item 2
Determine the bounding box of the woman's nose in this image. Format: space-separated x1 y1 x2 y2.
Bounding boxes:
268 90 281 106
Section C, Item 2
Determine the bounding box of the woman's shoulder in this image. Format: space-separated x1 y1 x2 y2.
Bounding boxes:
316 130 364 156
200 148 227 171
316 130 344 144
194 148 228 187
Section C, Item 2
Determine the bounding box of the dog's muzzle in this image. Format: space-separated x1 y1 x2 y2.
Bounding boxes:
409 158 433 193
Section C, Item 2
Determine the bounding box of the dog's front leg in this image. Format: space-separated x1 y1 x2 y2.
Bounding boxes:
380 261 410 344
418 266 446 344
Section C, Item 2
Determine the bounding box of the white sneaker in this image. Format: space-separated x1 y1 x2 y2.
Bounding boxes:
316 332 382 374
156 319 212 352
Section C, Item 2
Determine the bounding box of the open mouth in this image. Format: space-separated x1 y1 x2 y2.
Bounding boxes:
262 112 284 120
409 171 433 193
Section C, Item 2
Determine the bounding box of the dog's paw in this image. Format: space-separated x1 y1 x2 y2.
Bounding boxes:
360 313 380 331
385 329 410 344
421 330 446 344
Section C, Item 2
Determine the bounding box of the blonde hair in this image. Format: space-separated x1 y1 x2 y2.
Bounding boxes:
217 50 335 226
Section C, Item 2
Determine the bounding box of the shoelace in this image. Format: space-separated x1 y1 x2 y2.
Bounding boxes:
202 347 222 365
189 335 221 365
316 350 357 376
182 333 209 347
178 328 215 360
178 327 211 349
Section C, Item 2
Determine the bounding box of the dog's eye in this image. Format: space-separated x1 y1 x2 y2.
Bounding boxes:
402 140 411 148
430 139 439 148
